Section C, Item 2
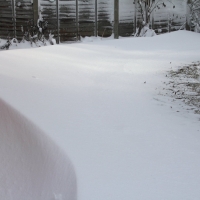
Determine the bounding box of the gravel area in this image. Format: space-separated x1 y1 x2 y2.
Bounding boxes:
162 62 200 115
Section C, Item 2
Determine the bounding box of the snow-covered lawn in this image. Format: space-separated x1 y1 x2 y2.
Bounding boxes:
0 31 200 200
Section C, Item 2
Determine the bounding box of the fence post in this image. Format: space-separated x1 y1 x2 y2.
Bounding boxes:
56 0 60 44
95 0 97 37
151 1 154 30
134 0 137 33
33 0 39 26
114 0 119 39
11 0 16 38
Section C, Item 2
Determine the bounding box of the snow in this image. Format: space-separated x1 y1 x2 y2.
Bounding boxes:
0 38 56 50
0 99 76 200
0 30 200 200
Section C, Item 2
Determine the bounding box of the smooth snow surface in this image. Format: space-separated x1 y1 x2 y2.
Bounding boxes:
0 98 77 200
0 31 200 200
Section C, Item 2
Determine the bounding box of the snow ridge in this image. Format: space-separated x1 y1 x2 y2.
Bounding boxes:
0 98 77 200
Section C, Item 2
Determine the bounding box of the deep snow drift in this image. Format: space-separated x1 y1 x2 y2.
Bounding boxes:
0 98 77 200
0 31 200 200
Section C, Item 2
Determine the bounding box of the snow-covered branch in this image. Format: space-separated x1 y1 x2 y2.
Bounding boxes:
188 0 200 32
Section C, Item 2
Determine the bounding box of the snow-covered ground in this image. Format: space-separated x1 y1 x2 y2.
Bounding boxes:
0 31 200 200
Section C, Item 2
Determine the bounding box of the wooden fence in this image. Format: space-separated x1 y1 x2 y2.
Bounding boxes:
0 0 33 39
0 0 187 42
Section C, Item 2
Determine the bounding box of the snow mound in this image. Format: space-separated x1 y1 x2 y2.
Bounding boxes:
0 98 77 200
1 30 200 200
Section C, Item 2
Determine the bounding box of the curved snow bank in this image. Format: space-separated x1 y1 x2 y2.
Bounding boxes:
0 98 77 200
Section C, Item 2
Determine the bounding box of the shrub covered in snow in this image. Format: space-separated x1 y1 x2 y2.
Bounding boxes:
0 18 56 50
133 0 176 37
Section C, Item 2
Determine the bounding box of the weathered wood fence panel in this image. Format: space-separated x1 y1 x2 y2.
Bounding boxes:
97 0 113 37
153 1 172 34
0 0 189 42
79 0 95 37
40 0 58 39
119 0 135 37
59 0 77 42
15 0 33 39
40 0 114 42
0 0 33 39
0 0 14 38
153 0 186 34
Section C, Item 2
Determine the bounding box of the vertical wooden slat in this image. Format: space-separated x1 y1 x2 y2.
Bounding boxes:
97 0 113 37
119 0 135 37
114 0 119 39
134 0 137 32
15 0 34 40
95 0 97 37
56 0 60 43
151 1 155 30
59 0 77 42
76 0 79 40
11 0 16 38
33 0 39 26
78 0 95 37
40 0 57 40
186 3 191 30
0 0 14 39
